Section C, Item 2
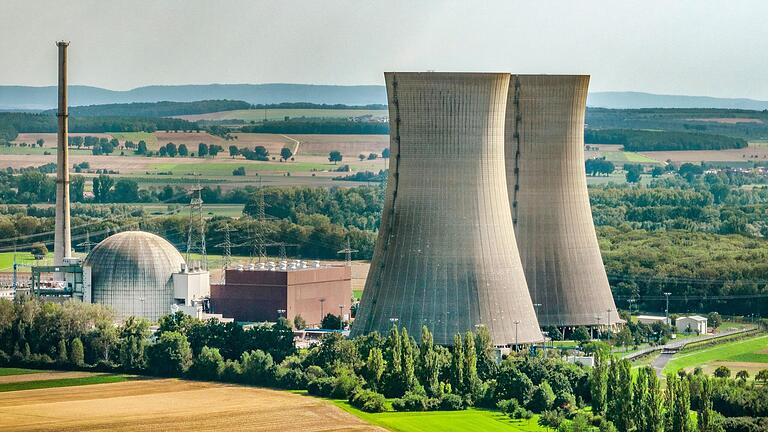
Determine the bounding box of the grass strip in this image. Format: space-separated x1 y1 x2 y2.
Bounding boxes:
0 374 130 392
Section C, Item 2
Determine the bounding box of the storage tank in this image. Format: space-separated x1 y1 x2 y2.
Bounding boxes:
353 72 543 345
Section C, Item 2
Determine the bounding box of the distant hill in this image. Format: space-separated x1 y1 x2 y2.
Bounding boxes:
0 84 387 110
3 84 768 111
587 91 768 110
41 100 252 117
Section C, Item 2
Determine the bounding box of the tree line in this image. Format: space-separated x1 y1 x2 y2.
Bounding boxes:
584 129 747 152
42 100 252 118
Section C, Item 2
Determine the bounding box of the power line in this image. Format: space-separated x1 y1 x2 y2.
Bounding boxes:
185 181 207 270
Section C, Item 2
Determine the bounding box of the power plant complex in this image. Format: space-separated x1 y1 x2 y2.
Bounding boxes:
23 43 619 347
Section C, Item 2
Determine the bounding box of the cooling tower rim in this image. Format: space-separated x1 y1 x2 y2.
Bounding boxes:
384 71 590 78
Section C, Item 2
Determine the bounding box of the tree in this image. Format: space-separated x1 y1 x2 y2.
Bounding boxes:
626 165 642 183
474 325 497 381
666 373 693 432
232 166 246 176
590 350 608 415
755 369 768 384
320 313 341 330
293 315 307 330
638 367 663 432
419 326 440 396
70 175 85 202
572 326 591 344
189 346 224 380
607 359 633 432
280 147 293 160
31 242 48 259
358 154 366 161
198 143 209 157
240 349 275 385
706 312 722 330
178 143 188 156
651 166 664 178
365 347 385 391
209 145 221 156
329 150 343 164
528 381 555 413
119 316 150 371
229 145 239 158
713 366 730 378
136 140 148 154
451 333 465 393
165 142 178 157
146 331 192 376
113 179 140 202
93 175 114 203
463 331 480 399
496 363 534 404
735 370 749 381
698 378 716 432
382 148 390 158
57 338 68 363
36 138 45 147
254 146 269 161
70 337 85 366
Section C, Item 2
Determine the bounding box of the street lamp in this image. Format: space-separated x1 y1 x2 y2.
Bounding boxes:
389 317 399 328
606 309 612 340
338 304 345 330
664 292 672 324
277 309 286 319
513 320 520 352
594 315 602 340
319 298 326 323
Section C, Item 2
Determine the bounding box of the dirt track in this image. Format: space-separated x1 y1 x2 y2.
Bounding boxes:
0 378 381 432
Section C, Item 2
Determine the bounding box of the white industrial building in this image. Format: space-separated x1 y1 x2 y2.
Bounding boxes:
676 316 708 335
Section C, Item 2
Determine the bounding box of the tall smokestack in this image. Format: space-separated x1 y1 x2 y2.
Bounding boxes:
54 41 72 266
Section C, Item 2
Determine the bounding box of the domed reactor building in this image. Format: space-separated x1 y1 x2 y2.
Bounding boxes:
353 72 543 346
505 75 620 327
83 231 208 321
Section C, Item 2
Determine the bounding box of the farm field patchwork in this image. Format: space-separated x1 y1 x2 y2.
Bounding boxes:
0 377 378 432
663 334 768 375
176 108 388 122
640 141 768 163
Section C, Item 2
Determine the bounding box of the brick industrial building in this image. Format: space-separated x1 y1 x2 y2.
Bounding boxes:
210 262 352 325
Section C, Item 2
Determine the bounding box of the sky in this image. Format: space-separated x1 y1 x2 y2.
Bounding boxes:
2 0 768 99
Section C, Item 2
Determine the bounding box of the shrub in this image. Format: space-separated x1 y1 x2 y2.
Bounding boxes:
146 331 193 376
221 359 242 382
331 369 362 399
439 393 465 411
70 338 85 367
392 391 438 412
511 407 534 420
305 365 327 381
528 381 555 413
497 398 520 415
0 350 10 366
275 367 306 390
349 389 386 413
240 349 276 386
307 377 335 397
189 346 224 381
714 366 731 378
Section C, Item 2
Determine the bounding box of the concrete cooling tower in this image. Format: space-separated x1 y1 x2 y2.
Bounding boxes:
505 75 620 327
353 72 543 346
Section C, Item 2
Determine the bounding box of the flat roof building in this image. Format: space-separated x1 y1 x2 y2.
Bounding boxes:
210 262 352 325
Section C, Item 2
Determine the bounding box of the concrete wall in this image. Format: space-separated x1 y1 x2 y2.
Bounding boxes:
353 72 542 346
506 75 620 327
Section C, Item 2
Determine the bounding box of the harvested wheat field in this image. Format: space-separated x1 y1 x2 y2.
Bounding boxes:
0 378 381 432
292 134 389 156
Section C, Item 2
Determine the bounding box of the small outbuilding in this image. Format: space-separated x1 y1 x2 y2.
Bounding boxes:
676 315 708 335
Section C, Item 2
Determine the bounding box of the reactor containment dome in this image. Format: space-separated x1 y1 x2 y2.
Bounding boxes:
83 231 186 321
505 74 620 327
352 72 543 346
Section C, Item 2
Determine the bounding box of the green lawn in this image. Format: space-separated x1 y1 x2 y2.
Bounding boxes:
0 252 48 272
331 400 545 432
0 374 131 392
664 334 768 374
600 150 661 165
136 203 244 218
0 367 42 376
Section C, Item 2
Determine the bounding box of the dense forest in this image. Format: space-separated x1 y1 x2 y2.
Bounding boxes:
586 107 768 140
0 112 198 141
240 119 389 135
42 100 252 117
584 129 747 151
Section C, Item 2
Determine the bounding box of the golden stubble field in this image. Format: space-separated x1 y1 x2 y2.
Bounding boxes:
0 378 381 432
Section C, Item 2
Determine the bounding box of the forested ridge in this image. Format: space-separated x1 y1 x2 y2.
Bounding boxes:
42 100 252 117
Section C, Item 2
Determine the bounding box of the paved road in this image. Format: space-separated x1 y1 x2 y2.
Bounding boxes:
622 327 756 376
